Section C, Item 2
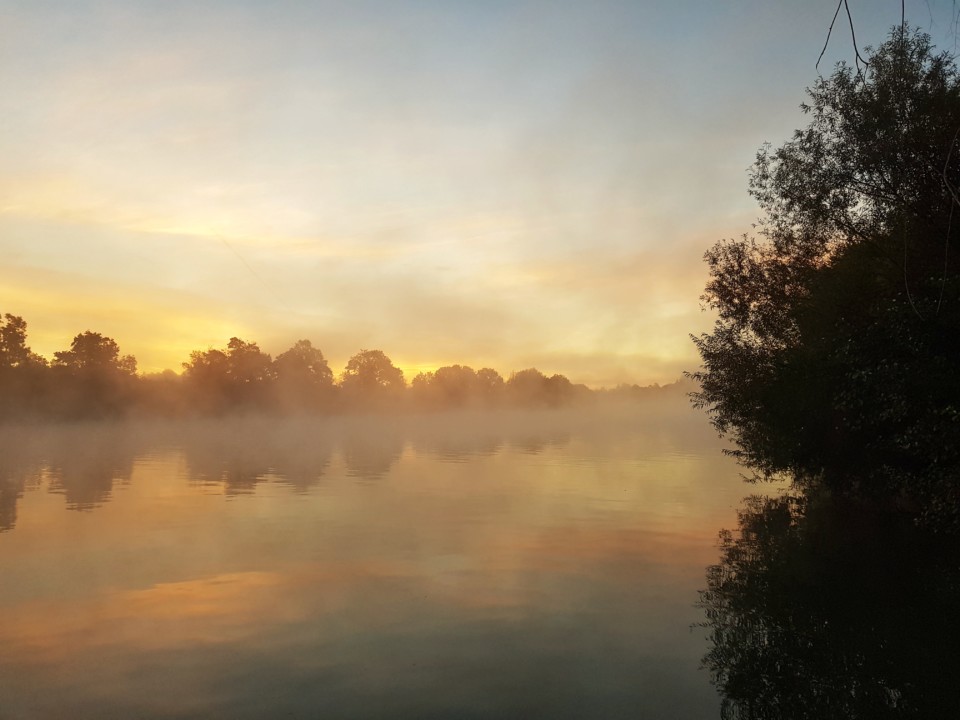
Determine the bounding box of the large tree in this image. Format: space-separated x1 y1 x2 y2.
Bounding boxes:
51 331 138 418
53 331 137 375
339 349 405 407
274 339 334 411
0 314 32 369
692 29 960 511
0 314 47 418
182 337 274 412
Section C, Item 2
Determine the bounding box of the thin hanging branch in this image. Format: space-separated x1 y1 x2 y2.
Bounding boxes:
816 1 844 72
938 126 960 313
817 0 871 74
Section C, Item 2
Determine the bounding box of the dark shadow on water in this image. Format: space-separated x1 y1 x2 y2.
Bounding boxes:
699 488 960 718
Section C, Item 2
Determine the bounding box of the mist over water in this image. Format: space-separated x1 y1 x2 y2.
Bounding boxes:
0 399 755 718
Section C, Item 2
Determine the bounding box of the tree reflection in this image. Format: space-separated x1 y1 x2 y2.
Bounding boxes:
341 430 405 480
180 422 278 495
0 429 41 531
0 468 30 532
45 426 137 510
179 420 335 494
700 490 960 718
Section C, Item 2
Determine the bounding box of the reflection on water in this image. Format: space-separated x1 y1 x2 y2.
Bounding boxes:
700 491 960 718
0 404 744 718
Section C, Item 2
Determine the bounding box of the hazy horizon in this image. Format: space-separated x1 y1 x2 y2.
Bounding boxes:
3 2 955 386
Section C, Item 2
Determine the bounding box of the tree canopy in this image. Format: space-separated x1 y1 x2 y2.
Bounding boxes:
692 28 960 517
339 349 405 404
0 316 609 420
0 314 35 369
53 331 136 375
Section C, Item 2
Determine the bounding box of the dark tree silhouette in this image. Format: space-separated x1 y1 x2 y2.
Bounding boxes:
431 364 478 406
54 332 136 375
274 339 334 411
505 368 578 406
691 29 960 519
339 349 405 408
476 367 505 405
505 368 550 405
51 331 137 418
411 364 484 409
0 314 32 368
182 337 274 413
0 314 47 418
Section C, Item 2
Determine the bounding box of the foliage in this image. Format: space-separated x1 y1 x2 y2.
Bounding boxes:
475 367 506 403
0 316 621 420
691 29 960 511
0 314 34 369
182 337 275 413
0 313 47 418
411 365 506 408
506 368 583 406
49 331 138 418
274 339 334 388
274 339 335 412
53 331 136 375
339 349 405 407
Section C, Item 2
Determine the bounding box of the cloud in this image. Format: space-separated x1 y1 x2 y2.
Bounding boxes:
0 0 805 384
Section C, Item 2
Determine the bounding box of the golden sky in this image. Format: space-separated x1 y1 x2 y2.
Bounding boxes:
0 1 946 385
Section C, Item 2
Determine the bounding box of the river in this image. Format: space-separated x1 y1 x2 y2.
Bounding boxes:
0 400 759 719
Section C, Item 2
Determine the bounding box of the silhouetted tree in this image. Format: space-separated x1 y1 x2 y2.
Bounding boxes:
544 373 576 406
339 349 405 408
0 314 47 418
691 29 960 517
225 337 273 386
432 364 478 406
411 364 482 409
135 369 187 417
182 337 274 413
476 367 505 406
182 347 230 413
54 332 136 374
274 339 334 412
51 331 137 418
506 368 549 405
410 371 437 407
0 314 32 368
505 368 577 406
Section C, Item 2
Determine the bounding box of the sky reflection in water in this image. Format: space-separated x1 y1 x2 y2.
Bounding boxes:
0 403 748 719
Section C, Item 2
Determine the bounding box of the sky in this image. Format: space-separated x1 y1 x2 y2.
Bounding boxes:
2 1 958 386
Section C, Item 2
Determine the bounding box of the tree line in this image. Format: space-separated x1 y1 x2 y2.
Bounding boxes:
0 313 612 420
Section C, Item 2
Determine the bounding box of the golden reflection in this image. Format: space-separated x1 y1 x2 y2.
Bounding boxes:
0 407 740 719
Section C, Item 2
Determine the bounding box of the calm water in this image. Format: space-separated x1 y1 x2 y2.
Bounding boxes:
0 401 756 719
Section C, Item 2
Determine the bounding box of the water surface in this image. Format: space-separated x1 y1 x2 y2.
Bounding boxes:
0 402 752 719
